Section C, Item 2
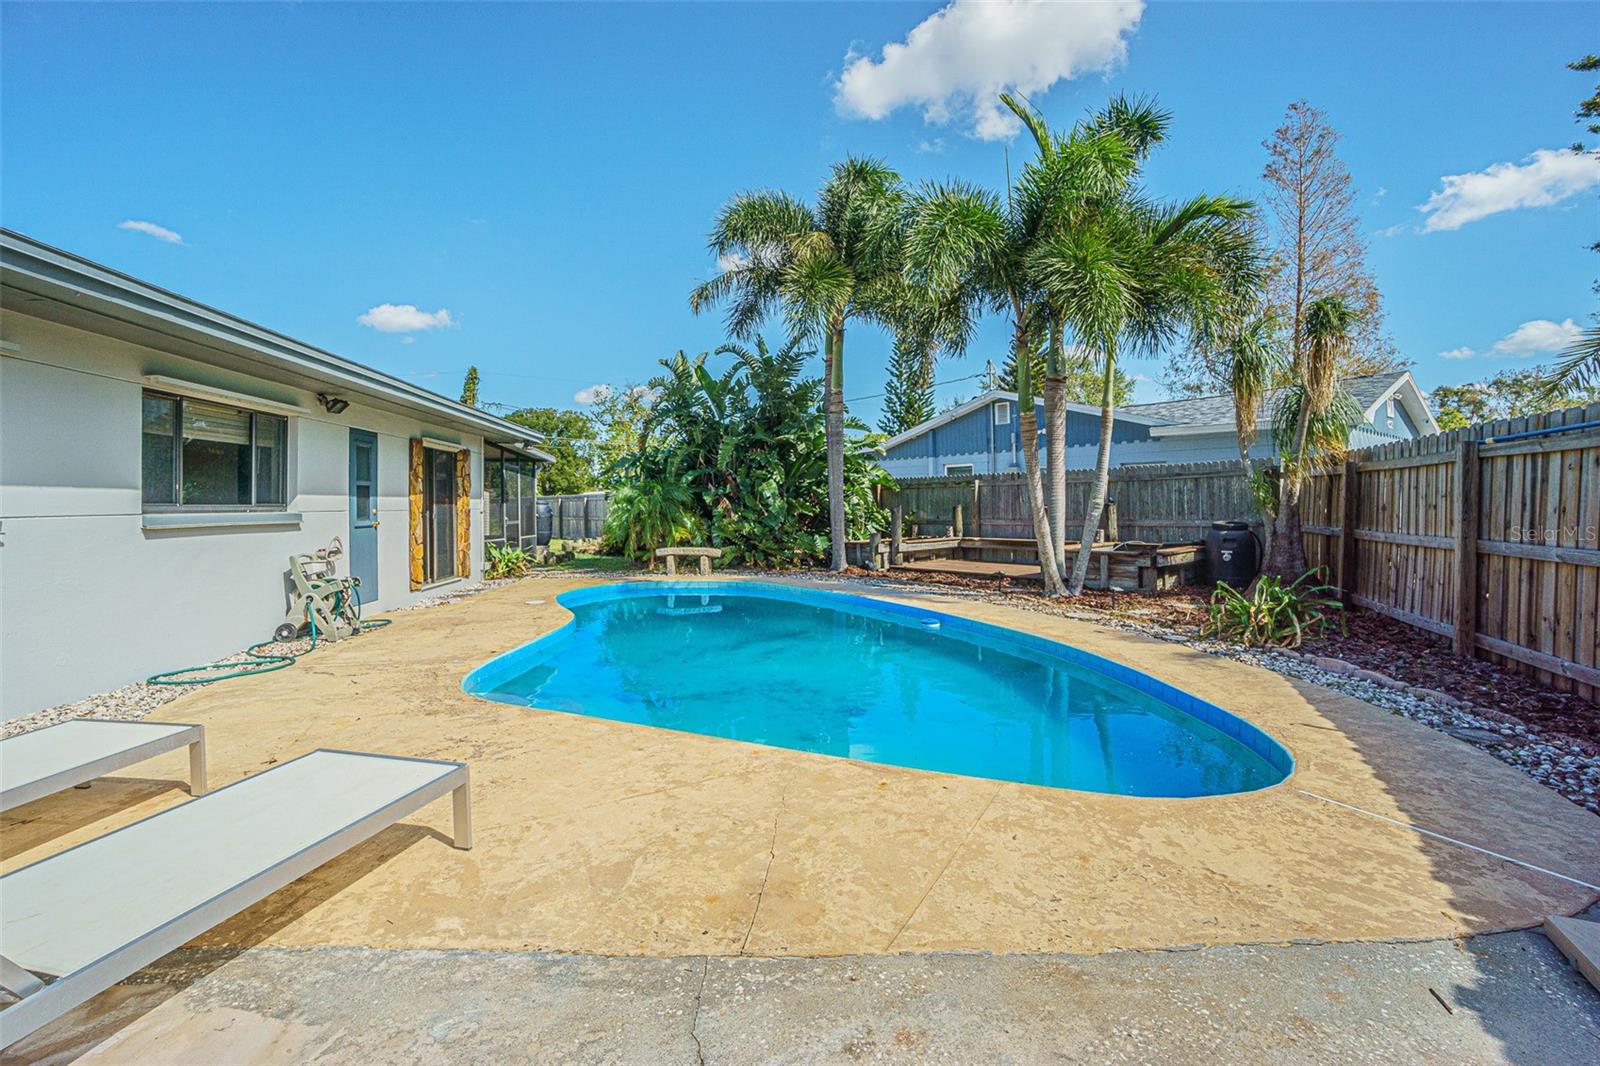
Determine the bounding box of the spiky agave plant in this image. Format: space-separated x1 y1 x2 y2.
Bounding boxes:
1202 570 1345 648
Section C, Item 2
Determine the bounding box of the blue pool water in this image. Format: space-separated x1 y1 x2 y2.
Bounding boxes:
464 582 1291 798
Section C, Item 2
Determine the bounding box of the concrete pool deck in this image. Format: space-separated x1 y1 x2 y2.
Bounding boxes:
4 574 1598 967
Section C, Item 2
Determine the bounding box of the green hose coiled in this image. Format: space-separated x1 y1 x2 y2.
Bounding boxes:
146 583 389 687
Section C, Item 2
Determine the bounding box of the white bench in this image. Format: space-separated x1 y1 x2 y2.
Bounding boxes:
654 546 721 576
1 720 207 813
0 748 471 1048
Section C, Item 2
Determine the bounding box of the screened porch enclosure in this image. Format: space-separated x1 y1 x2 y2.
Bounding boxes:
484 445 540 553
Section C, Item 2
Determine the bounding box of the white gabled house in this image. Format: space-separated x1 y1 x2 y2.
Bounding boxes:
0 230 553 718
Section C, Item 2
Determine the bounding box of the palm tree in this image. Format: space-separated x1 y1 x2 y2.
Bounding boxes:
689 159 909 571
1264 295 1358 580
1005 93 1173 580
904 119 1135 595
1032 190 1258 595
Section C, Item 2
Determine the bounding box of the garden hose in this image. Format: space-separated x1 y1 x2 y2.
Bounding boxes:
146 584 389 687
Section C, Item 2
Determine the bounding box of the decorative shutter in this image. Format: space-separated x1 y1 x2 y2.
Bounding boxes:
409 439 425 590
455 449 472 578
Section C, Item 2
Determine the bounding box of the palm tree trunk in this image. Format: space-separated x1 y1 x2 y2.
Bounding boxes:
1014 330 1065 597
825 325 848 572
1044 321 1068 579
1266 403 1313 580
1067 344 1117 596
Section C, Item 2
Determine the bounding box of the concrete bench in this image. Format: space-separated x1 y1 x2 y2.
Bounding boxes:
654 546 721 576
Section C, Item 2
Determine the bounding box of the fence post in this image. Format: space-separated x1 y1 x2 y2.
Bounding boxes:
970 479 981 538
1339 460 1360 605
1104 498 1119 542
890 503 903 565
952 503 964 538
1452 440 1480 657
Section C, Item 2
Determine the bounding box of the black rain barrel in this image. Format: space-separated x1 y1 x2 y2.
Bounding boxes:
535 502 553 546
1205 520 1259 588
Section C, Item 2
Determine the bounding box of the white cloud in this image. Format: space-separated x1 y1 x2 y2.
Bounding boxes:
574 383 659 407
917 137 946 154
715 251 749 273
1417 148 1600 232
1438 346 1475 360
1376 223 1407 238
1491 318 1583 356
833 0 1144 141
118 219 183 244
401 336 416 345
357 303 454 333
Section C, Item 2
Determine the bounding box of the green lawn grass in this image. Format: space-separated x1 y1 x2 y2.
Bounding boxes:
537 553 636 573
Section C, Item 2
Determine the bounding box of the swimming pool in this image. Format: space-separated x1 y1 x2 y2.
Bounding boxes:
464 582 1292 798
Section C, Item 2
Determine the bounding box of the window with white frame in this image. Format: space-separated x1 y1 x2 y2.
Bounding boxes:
141 390 288 509
993 401 1011 425
944 463 975 476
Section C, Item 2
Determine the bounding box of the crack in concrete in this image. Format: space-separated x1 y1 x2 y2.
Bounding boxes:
739 790 786 955
689 955 710 1066
885 784 1003 951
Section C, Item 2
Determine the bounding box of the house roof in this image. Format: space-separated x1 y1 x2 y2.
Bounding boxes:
878 388 1172 452
1121 371 1437 438
0 229 555 462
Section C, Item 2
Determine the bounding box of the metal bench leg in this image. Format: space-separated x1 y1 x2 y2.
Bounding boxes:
189 738 208 796
452 782 473 850
0 954 44 999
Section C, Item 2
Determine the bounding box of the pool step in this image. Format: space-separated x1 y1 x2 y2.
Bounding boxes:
1543 913 1600 992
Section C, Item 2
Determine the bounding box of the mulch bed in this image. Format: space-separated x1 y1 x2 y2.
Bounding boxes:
843 565 1599 753
1304 612 1600 757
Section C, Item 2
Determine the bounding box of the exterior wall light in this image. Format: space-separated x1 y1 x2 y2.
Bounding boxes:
319 394 350 414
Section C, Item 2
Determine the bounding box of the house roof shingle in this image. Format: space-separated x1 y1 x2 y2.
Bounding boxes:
1121 371 1409 427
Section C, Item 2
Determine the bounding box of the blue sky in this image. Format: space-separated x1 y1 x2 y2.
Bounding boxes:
3 2 1595 423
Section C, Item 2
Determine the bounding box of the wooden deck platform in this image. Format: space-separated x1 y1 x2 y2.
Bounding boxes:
894 558 1043 581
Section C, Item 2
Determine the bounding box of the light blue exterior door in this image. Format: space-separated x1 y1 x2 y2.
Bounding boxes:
348 430 379 601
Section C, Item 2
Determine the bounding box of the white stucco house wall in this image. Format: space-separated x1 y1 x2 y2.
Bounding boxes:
0 230 552 719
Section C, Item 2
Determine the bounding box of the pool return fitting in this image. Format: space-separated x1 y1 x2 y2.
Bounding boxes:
146 538 390 686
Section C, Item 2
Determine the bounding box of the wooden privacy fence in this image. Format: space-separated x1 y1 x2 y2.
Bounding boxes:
544 491 609 541
880 461 1263 546
1301 404 1600 700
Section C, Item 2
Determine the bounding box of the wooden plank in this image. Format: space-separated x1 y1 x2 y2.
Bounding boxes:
1475 540 1600 566
1340 459 1360 600
1355 452 1452 474
1352 529 1454 550
1479 425 1600 459
1350 593 1455 638
1453 440 1478 656
1474 633 1600 688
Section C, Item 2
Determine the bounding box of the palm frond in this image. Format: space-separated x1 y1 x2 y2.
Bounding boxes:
1552 324 1600 391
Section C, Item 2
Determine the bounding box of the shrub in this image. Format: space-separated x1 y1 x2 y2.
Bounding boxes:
1201 570 1345 649
604 338 893 568
485 542 534 580
600 477 703 561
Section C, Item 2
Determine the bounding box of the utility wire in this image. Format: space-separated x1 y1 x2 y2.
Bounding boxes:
845 370 990 404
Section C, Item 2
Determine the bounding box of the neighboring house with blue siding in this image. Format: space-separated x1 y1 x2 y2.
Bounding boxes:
877 371 1436 479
